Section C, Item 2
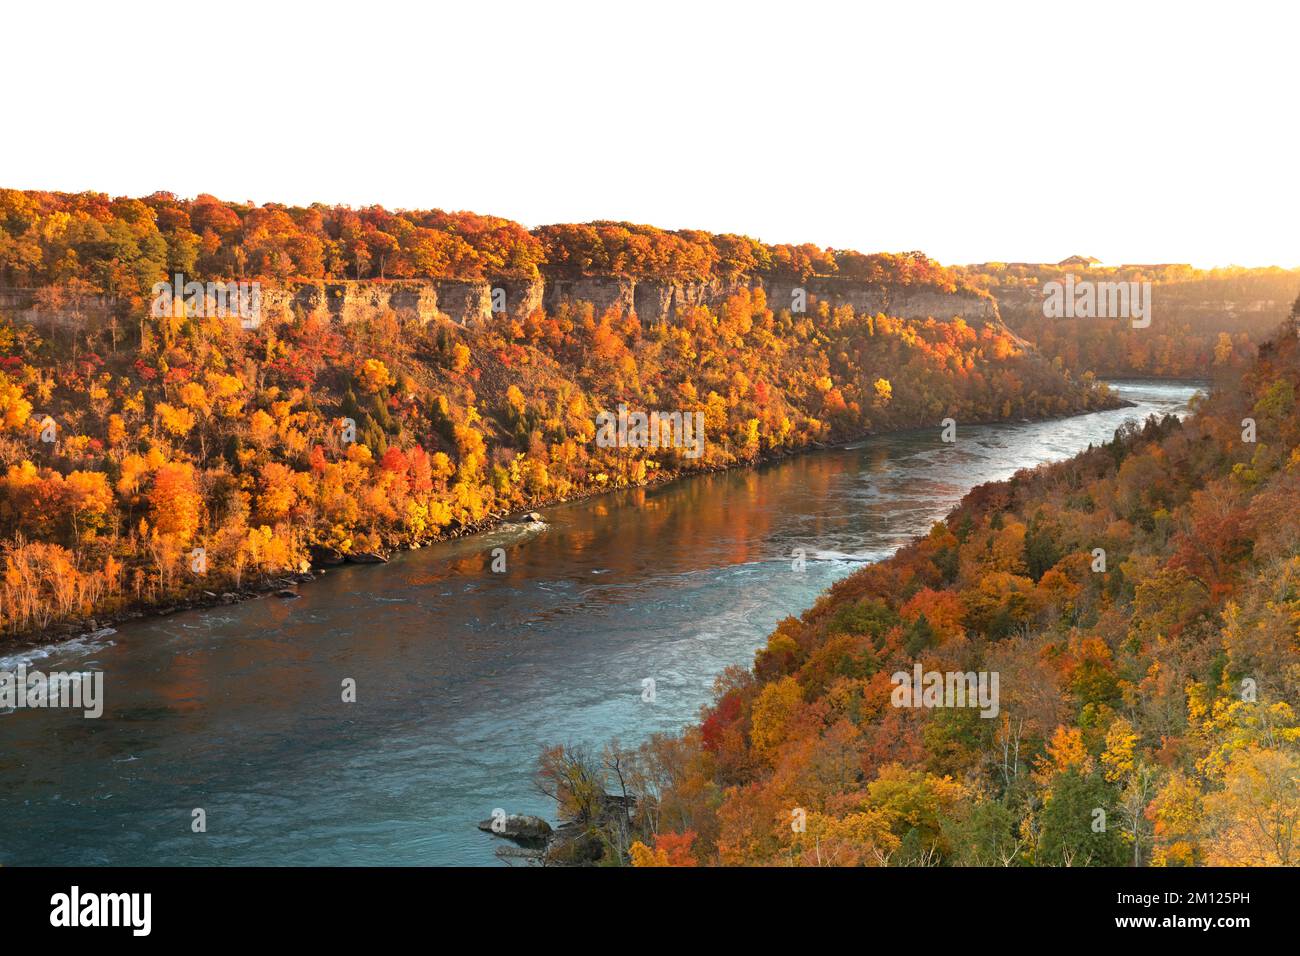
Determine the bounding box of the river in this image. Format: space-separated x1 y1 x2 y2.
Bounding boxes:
0 381 1202 866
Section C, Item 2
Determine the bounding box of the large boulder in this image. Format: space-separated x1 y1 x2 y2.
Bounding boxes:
308 544 345 567
477 813 553 844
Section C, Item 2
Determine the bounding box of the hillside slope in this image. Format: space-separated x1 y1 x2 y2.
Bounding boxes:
0 267 1112 640
570 301 1300 867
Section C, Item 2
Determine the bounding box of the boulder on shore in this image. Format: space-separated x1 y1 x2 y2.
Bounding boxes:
476 813 553 843
308 544 345 567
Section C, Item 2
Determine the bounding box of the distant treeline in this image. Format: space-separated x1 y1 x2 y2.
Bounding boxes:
0 189 962 298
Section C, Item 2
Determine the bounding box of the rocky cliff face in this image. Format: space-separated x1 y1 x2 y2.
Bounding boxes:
257 281 452 326
281 274 996 327
1 275 1000 330
539 275 998 328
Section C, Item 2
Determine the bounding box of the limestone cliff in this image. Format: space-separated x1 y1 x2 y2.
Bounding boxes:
256 274 999 328
1 274 999 329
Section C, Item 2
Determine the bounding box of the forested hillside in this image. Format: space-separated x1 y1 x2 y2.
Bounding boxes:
560 302 1300 867
0 199 1111 639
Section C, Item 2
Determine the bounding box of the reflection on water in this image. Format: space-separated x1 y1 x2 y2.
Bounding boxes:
0 381 1201 866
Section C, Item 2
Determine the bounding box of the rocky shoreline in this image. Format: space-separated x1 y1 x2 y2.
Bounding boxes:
478 792 638 866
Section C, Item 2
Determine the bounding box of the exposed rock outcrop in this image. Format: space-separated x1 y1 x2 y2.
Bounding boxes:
1 273 1000 331
212 274 1000 329
542 274 999 329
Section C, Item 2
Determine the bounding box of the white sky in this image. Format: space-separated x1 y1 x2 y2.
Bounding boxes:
2 0 1296 268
